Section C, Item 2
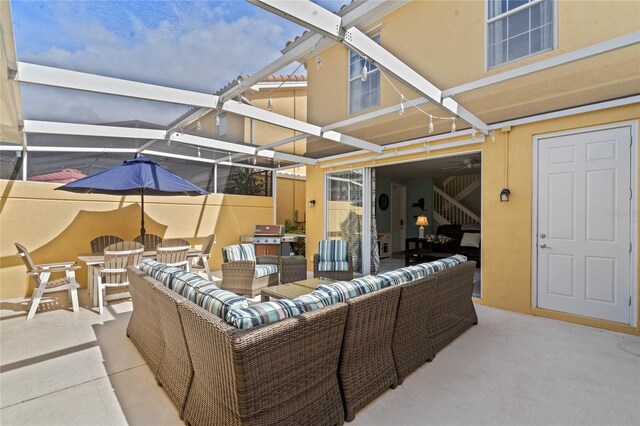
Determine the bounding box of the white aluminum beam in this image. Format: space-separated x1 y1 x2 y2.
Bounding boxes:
170 132 257 155
23 120 167 140
246 0 341 39
220 34 323 103
249 0 488 134
170 132 317 165
345 27 488 133
144 150 275 171
322 96 430 132
443 32 640 98
320 137 485 168
222 100 383 153
16 62 220 109
214 133 309 164
26 146 137 153
260 149 317 166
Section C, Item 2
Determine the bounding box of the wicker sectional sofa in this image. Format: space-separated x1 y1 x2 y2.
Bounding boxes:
127 254 477 425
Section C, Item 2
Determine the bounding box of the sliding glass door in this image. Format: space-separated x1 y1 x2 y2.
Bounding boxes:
325 168 371 275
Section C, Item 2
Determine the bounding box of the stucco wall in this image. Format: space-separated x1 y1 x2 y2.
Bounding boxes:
305 105 640 335
0 180 273 299
276 176 306 225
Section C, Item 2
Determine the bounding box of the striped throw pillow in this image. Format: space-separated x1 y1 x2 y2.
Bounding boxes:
197 287 248 319
224 244 256 262
317 277 378 303
318 240 348 262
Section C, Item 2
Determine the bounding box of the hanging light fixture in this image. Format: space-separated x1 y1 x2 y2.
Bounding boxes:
500 188 511 202
196 120 202 131
361 60 368 82
451 119 456 133
428 116 434 134
399 95 405 115
197 147 201 158
267 95 273 112
315 55 322 70
215 115 220 126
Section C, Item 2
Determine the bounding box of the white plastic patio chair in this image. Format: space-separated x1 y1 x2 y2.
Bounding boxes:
189 234 216 281
15 243 80 320
94 241 144 314
156 238 191 270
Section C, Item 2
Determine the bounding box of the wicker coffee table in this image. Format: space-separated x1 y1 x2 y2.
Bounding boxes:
260 277 334 302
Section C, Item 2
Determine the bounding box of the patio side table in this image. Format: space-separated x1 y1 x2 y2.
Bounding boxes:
279 255 307 284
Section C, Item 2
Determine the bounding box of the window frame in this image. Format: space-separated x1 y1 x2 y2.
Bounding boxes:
347 32 381 115
484 0 558 70
218 112 227 137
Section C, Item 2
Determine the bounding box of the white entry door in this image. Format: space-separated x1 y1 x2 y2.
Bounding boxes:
536 126 632 324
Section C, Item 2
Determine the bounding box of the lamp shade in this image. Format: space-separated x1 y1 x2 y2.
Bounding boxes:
416 215 428 227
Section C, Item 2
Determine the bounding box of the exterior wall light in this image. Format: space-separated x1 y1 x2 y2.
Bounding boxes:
500 188 510 202
308 199 316 208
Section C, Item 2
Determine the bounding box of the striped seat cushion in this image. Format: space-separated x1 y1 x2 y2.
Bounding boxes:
317 260 350 272
226 299 303 329
317 276 379 303
254 264 278 279
318 240 348 262
196 287 249 319
224 244 256 262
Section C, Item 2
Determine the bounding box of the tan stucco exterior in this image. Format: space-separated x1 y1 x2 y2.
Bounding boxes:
302 1 640 334
0 180 274 299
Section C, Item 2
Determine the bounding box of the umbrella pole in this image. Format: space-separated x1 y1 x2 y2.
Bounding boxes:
140 190 146 239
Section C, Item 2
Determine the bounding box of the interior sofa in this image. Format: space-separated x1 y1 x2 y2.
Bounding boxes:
436 224 481 265
127 253 477 425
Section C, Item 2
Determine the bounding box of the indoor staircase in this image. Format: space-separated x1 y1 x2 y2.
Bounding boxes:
433 175 480 225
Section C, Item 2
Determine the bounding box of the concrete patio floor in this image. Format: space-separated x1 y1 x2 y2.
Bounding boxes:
1 291 638 426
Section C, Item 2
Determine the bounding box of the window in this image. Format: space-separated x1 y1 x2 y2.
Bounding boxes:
349 34 381 114
487 0 554 69
217 113 227 137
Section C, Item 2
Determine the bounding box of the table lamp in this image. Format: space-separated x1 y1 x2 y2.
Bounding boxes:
416 215 428 239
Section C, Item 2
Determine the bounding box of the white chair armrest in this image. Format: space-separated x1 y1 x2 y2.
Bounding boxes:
29 265 81 275
36 261 77 268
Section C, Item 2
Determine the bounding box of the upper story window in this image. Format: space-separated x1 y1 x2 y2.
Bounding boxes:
217 113 227 137
349 34 381 114
487 0 555 69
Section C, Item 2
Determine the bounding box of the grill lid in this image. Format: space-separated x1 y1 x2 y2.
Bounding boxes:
253 224 284 237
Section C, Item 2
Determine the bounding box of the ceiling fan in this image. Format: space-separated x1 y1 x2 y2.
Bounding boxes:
442 159 481 171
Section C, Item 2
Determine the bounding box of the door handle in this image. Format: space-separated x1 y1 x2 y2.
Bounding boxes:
539 243 550 249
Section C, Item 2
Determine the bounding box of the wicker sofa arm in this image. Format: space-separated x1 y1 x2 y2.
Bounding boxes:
221 260 255 295
178 300 348 425
256 255 279 265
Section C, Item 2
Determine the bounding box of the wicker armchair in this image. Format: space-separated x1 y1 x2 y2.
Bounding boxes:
313 240 354 281
220 244 279 297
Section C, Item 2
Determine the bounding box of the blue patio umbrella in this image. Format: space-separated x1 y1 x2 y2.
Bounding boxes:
56 156 208 238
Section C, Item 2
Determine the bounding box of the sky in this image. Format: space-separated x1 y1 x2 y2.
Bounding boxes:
11 0 345 126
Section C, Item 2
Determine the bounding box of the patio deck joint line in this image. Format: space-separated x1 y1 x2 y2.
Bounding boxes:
0 363 148 410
